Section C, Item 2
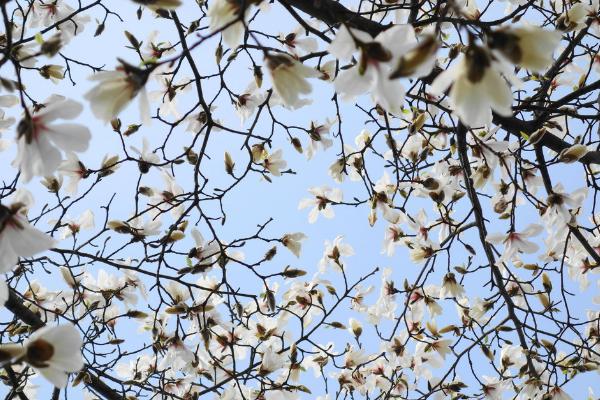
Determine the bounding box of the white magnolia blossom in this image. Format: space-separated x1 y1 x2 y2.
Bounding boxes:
431 45 516 127
328 24 436 113
57 209 95 240
0 2 597 399
298 186 343 223
488 26 562 72
85 65 151 124
263 149 287 176
27 0 90 41
0 203 56 272
319 235 354 273
266 54 319 109
281 232 307 257
486 224 543 263
0 324 84 388
13 96 91 182
207 0 251 49
57 152 87 194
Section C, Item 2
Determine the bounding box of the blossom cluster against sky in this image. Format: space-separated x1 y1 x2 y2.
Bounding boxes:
1 0 600 398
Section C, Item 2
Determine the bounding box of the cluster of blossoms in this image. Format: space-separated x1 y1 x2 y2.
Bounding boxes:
1 0 600 399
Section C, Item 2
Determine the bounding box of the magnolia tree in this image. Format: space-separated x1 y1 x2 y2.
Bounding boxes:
0 0 599 398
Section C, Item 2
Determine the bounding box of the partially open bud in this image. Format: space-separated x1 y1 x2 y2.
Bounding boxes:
291 137 303 153
224 152 235 175
348 318 362 341
41 176 62 193
559 144 588 163
251 144 267 163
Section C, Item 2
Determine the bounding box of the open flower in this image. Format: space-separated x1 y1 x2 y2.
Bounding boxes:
486 224 543 262
319 235 354 273
298 186 343 223
12 96 90 182
263 149 287 176
281 232 307 257
0 203 56 272
266 54 318 109
487 26 561 72
208 0 258 49
84 63 151 124
328 24 435 113
58 210 94 240
431 44 515 127
0 324 84 388
58 152 88 194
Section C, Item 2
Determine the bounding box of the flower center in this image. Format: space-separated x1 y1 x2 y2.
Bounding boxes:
27 339 55 367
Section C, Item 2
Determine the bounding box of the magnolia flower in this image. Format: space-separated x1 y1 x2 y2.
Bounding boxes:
381 224 404 256
556 2 591 32
0 203 56 272
0 324 84 388
188 228 220 273
148 170 184 218
486 224 543 262
58 152 87 194
28 0 90 41
263 149 287 176
235 82 266 125
488 26 561 72
328 24 435 113
131 137 160 173
266 54 318 109
319 235 354 273
439 272 465 299
280 25 319 55
431 45 516 127
306 119 335 160
298 186 343 223
543 184 586 226
12 96 91 182
40 65 65 83
281 232 307 257
208 0 247 49
481 376 509 400
58 210 94 240
84 64 151 124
